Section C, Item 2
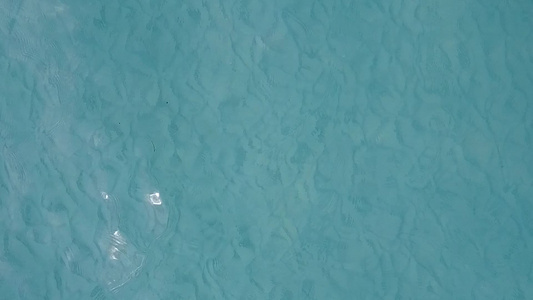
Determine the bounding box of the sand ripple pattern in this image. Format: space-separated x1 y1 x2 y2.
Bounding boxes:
1 0 533 299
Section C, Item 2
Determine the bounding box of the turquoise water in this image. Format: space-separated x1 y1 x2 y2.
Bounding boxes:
1 0 532 299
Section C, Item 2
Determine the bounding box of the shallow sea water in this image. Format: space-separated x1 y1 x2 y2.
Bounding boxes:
0 0 532 299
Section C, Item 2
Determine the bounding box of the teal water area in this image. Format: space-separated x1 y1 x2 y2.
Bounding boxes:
0 0 532 299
